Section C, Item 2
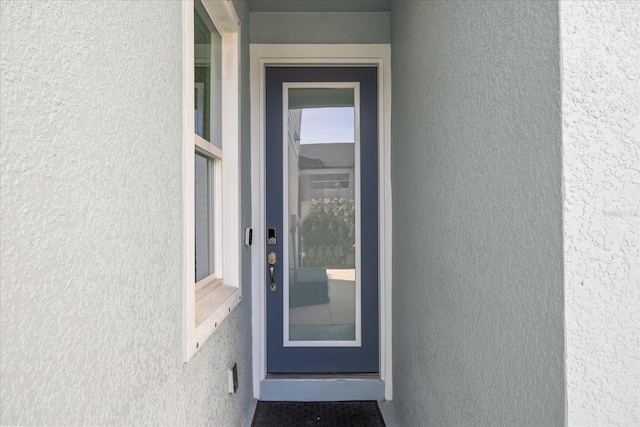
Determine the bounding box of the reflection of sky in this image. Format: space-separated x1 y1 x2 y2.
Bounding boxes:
300 107 355 144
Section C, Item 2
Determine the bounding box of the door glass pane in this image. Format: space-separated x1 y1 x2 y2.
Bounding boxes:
194 0 222 148
287 88 357 342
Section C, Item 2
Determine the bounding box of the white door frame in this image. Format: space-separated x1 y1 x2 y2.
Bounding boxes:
250 44 392 400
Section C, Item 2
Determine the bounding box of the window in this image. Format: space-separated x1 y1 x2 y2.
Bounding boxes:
184 0 241 361
309 172 351 190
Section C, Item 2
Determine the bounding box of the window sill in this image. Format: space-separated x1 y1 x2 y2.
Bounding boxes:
195 277 223 303
195 283 239 326
189 284 242 359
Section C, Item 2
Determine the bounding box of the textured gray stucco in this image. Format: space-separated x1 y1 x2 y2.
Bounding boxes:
561 1 640 425
390 1 564 425
250 12 390 44
0 0 253 425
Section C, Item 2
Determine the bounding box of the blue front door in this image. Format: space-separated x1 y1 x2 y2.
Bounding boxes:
265 67 379 373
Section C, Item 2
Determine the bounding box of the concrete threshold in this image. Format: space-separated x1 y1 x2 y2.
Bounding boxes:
260 374 384 401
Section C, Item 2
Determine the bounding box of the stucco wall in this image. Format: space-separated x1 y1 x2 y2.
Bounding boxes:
250 12 389 44
561 1 640 425
0 0 254 425
390 1 564 425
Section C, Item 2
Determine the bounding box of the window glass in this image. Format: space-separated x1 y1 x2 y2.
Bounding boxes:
195 152 214 282
194 0 222 148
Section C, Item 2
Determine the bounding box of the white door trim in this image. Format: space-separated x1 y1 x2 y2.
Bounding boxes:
250 44 392 400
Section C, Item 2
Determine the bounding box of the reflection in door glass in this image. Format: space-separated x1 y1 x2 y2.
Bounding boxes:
287 88 357 342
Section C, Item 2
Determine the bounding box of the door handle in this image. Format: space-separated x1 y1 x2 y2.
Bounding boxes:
267 252 277 292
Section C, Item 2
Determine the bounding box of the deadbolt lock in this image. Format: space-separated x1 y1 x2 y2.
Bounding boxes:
267 227 277 246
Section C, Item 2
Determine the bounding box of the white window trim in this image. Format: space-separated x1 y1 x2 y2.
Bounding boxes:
183 0 241 362
250 44 392 400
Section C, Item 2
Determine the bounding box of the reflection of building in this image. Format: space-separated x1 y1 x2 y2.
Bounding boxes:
287 109 355 224
298 143 355 252
299 143 355 203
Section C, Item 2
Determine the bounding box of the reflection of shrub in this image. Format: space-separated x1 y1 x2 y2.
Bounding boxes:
301 198 355 268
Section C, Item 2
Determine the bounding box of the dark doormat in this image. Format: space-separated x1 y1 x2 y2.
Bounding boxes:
251 401 385 427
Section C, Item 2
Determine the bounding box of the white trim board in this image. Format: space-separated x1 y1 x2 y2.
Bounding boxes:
250 44 392 400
